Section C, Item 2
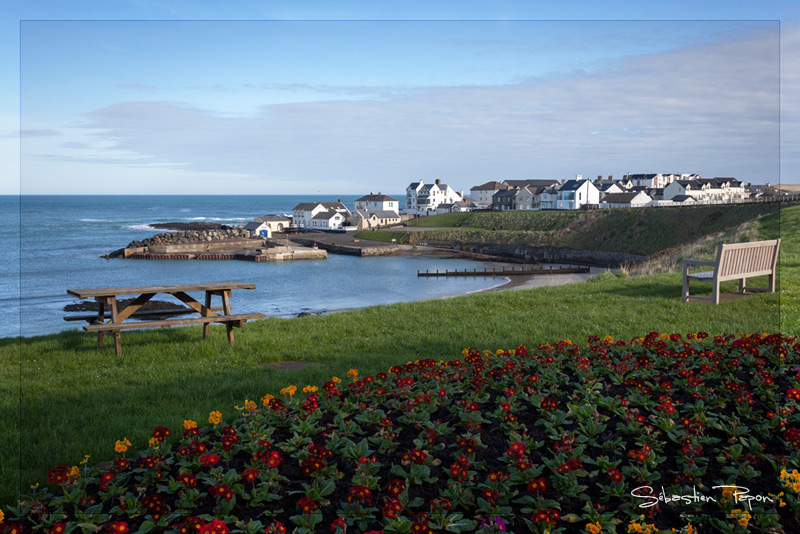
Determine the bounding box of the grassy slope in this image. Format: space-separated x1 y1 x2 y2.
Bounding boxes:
1 204 797 507
395 203 783 255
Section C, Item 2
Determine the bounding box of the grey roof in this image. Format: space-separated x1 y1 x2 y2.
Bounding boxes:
597 182 622 191
262 215 291 222
602 192 648 203
369 210 401 219
559 179 591 191
505 179 558 188
671 195 696 202
244 221 265 230
293 202 318 211
471 181 511 191
312 211 342 220
492 189 518 199
355 194 399 202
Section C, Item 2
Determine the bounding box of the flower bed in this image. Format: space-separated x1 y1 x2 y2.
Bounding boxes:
3 332 800 534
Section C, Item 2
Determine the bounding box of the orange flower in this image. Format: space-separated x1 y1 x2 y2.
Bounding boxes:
208 411 222 425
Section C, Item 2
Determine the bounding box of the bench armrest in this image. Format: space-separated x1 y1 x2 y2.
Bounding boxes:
681 259 717 267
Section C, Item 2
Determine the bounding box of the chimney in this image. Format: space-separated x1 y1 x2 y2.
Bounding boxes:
435 179 441 185
609 175 613 181
576 174 583 181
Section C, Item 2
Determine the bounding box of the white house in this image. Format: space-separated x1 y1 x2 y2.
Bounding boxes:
469 181 512 208
624 173 679 189
436 199 477 214
292 201 350 228
243 221 271 238
354 193 399 215
556 179 600 209
309 210 347 231
351 209 401 229
406 179 463 215
255 215 292 233
600 191 652 209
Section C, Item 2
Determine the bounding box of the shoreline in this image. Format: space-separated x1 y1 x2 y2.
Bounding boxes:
290 263 604 318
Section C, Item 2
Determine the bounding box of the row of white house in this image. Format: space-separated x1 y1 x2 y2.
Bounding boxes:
245 173 763 237
463 174 753 211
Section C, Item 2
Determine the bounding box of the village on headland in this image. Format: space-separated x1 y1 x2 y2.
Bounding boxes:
112 173 795 263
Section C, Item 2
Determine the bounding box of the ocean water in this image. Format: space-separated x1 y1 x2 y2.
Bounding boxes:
1 195 505 339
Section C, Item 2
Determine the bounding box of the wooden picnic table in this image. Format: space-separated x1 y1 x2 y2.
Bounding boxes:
66 282 267 355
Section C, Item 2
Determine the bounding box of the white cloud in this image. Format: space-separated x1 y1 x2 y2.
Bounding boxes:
24 26 787 193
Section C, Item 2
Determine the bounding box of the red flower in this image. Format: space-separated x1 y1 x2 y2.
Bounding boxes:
388 478 406 497
531 509 560 525
151 425 171 443
242 467 260 483
527 477 547 492
108 522 129 534
177 472 197 488
210 485 234 501
49 524 66 534
198 520 229 534
199 453 220 466
382 497 405 519
787 389 800 400
331 517 347 533
607 468 623 484
46 465 70 484
265 522 286 534
99 472 115 492
540 397 558 412
297 496 318 514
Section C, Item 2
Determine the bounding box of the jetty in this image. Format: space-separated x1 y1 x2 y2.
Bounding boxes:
417 265 589 277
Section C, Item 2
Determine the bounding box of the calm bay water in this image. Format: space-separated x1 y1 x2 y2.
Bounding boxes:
1 195 504 339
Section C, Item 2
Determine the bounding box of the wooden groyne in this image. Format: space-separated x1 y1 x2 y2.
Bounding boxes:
417 265 590 277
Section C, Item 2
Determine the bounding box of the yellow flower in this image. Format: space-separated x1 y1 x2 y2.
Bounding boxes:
721 486 735 499
280 385 297 396
603 335 614 344
730 509 750 527
69 466 80 478
302 385 318 394
0 508 5 523
209 410 222 425
114 438 131 454
148 437 159 447
586 521 602 534
183 419 197 430
261 394 274 407
347 369 359 379
331 376 341 384
235 399 257 412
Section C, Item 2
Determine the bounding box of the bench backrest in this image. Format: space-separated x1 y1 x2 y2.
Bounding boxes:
716 239 780 281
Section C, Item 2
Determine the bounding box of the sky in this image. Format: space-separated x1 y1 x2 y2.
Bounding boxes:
1 1 799 195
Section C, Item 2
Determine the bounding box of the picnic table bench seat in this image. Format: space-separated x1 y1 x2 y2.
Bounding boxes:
682 239 780 304
66 282 266 355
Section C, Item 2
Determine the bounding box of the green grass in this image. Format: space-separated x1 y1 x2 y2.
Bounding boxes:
2 204 798 507
401 203 785 255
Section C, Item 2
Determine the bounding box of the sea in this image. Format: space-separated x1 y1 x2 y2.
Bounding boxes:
1 195 508 339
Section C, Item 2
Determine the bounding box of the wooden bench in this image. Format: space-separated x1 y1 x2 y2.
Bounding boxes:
66 282 267 355
682 239 780 304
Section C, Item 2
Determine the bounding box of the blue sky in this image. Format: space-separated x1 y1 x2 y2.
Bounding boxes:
2 1 799 195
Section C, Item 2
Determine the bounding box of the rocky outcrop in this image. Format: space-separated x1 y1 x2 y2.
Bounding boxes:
125 226 251 249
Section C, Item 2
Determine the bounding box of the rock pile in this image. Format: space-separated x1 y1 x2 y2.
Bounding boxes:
126 226 251 248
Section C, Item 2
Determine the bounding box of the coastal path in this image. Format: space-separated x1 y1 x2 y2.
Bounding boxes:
66 282 267 355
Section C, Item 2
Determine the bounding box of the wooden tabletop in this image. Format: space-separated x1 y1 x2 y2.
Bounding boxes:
67 282 257 299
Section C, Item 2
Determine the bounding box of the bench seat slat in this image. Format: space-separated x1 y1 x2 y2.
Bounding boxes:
84 313 267 332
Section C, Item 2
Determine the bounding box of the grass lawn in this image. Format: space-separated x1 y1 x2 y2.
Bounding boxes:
1 205 797 508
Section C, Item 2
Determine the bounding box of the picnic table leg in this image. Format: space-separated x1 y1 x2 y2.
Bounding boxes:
739 277 746 294
96 298 105 345
203 291 212 339
222 289 234 346
109 297 122 356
